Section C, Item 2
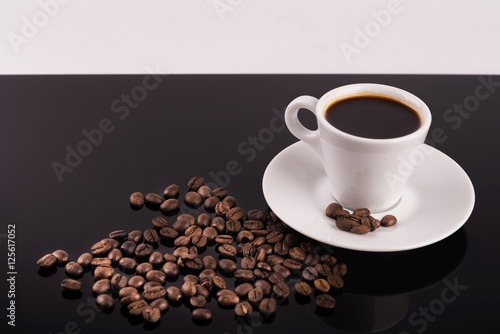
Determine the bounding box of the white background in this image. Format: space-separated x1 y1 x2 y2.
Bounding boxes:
1 0 499 74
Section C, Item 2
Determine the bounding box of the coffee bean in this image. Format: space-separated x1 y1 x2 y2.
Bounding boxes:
257 244 273 255
143 281 161 290
190 295 207 308
246 210 266 220
128 300 149 316
334 209 350 218
146 270 167 284
37 254 58 268
120 293 141 306
92 279 111 294
251 229 271 237
143 229 159 244
353 208 370 217
215 234 233 244
197 185 212 199
76 253 93 267
218 293 240 307
370 217 381 230
130 192 145 207
218 244 237 258
127 230 143 243
259 298 276 317
235 283 254 298
294 281 312 297
265 255 284 266
192 308 212 321
241 256 257 270
111 273 128 289
166 286 183 302
283 233 298 246
52 250 70 265
174 235 191 247
204 196 220 211
65 261 84 276
243 220 264 230
143 307 161 323
212 187 228 199
265 231 284 244
273 281 290 298
181 281 196 297
234 269 254 282
289 247 306 261
191 235 208 248
212 275 227 290
254 280 272 296
211 216 226 233
143 286 167 301
94 265 114 280
172 219 191 233
91 257 111 267
215 201 231 216
327 274 344 289
119 241 136 256
283 258 302 271
381 214 398 227
302 266 318 281
148 251 164 267
236 231 254 243
199 255 215 271
162 262 179 277
108 230 127 240
152 217 168 229
333 262 348 277
160 198 180 212
314 278 330 293
61 278 81 292
222 196 237 208
241 242 256 257
195 284 210 299
96 294 114 310
273 264 291 279
235 301 253 317
107 249 122 263
218 259 237 274
159 227 178 240
187 176 205 191
325 202 343 218
196 213 211 228
185 257 204 271
185 191 202 208
145 193 163 206
320 254 337 267
119 287 138 298
248 287 264 303
256 262 272 272
253 268 270 280
315 263 332 277
316 294 336 309
268 272 285 285
132 263 151 277
134 243 153 257
128 275 146 289
150 298 169 312
254 248 266 262
163 253 176 263
91 240 113 256
226 219 242 234
163 184 180 198
352 224 371 234
119 257 137 271
226 207 245 221
172 246 189 258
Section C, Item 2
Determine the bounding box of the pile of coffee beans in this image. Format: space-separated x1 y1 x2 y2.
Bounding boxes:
325 202 397 234
37 177 347 326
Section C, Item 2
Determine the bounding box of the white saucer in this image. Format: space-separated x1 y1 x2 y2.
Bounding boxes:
262 141 475 252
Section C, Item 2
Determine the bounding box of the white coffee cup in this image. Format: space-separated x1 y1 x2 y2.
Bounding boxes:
285 83 432 212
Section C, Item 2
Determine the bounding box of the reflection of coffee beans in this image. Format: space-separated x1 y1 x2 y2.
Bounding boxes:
37 176 348 327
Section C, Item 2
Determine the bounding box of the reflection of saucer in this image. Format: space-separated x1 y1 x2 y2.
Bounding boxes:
262 141 475 252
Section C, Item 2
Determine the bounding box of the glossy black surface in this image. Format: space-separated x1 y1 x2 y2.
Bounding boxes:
1 75 499 334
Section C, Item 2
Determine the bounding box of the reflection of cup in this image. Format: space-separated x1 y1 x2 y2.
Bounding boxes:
285 83 432 212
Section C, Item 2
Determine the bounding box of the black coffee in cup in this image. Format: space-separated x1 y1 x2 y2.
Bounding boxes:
325 96 421 139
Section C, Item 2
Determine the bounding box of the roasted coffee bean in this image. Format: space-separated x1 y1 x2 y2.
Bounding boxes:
302 266 319 281
353 208 370 217
191 235 208 248
320 254 337 267
61 278 81 292
159 227 178 239
134 262 152 276
185 274 202 284
185 225 202 237
266 255 284 266
92 279 111 294
241 256 257 270
172 219 190 233
226 219 242 234
65 261 84 276
243 220 264 230
215 234 233 244
163 184 180 198
37 254 58 268
255 248 267 262
111 273 128 289
246 210 267 221
143 306 161 323
248 287 264 303
201 227 217 242
96 294 114 310
315 263 332 277
172 246 189 258
283 258 302 270
235 301 253 317
273 264 291 278
143 281 161 290
145 193 163 206
218 259 237 274
273 281 291 298
266 231 284 244
283 233 298 246
235 282 254 298
241 243 256 257
218 293 240 307
163 253 176 263
160 198 180 212
143 286 167 301
128 300 149 316
162 262 180 277
289 246 306 261
325 202 343 218
196 213 211 228
199 255 216 271
119 287 138 298
148 251 164 266
327 274 344 289
94 265 114 280
197 185 212 199
301 241 317 254
146 270 167 284
91 257 111 267
259 298 277 317
174 235 191 247
185 257 204 271
211 216 226 233
192 308 212 321
130 191 145 207
152 216 168 229
127 230 143 243
150 298 169 312
254 280 272 296
181 281 196 297
369 217 381 230
314 278 330 293
218 244 237 258
107 249 123 263
185 191 203 208
316 294 336 309
91 240 113 256
234 269 254 282
268 272 285 285
333 262 348 277
76 253 92 267
108 230 127 240
215 201 231 216
134 243 153 257
143 229 159 244
352 224 371 234
294 281 313 297
120 293 141 306
187 176 205 191
253 268 270 280
119 257 137 271
204 196 220 211
120 240 137 256
381 214 398 227
212 275 227 290
128 275 146 289
304 253 320 266
273 242 290 256
251 229 271 237
236 230 254 243
166 286 183 302
195 284 210 298
226 207 245 220
256 262 272 272
212 187 228 199
334 208 350 218
335 216 354 231
52 250 70 265
190 295 207 308
179 213 196 225
258 244 273 255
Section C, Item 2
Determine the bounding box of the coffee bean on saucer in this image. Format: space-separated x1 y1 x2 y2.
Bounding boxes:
381 214 398 227
130 192 145 207
325 203 343 218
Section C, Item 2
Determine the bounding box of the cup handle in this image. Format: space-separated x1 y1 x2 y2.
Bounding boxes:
285 95 322 156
